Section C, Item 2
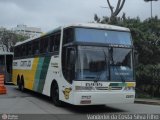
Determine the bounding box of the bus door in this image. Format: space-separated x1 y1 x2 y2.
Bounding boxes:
5 55 13 83
0 55 13 83
0 55 5 74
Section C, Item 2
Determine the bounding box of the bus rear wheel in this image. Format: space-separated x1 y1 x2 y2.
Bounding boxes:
18 76 25 92
51 83 63 106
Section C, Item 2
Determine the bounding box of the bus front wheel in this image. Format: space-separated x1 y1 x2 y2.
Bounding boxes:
51 83 62 106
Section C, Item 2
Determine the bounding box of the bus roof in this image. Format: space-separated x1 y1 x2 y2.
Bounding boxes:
15 23 130 47
64 23 130 32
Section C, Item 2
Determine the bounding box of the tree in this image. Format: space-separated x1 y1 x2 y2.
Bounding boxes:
94 14 100 23
0 29 29 52
107 0 126 23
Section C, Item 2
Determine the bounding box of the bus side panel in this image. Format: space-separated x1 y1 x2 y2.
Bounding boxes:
27 58 39 90
42 56 59 96
12 69 19 85
34 56 51 93
12 58 39 90
33 57 45 91
42 56 71 98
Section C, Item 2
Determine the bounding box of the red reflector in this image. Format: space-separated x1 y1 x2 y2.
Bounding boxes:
80 100 91 104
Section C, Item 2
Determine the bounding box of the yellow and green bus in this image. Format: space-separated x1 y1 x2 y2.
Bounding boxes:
12 23 135 106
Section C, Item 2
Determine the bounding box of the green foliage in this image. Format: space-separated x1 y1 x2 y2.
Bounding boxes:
0 29 29 51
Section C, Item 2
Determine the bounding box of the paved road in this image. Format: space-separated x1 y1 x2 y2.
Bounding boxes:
0 85 160 115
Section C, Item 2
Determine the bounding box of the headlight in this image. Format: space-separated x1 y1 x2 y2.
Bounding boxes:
75 86 95 91
123 86 135 91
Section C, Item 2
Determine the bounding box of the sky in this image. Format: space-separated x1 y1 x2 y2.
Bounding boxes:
0 0 160 32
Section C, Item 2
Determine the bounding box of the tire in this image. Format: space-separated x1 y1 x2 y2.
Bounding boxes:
18 76 25 92
51 83 63 106
17 76 21 90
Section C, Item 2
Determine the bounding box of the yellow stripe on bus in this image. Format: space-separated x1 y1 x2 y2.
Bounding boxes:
12 58 39 90
26 58 39 90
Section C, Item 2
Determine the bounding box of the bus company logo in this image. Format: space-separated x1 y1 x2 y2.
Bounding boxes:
86 82 103 87
63 88 72 100
20 60 31 67
2 114 8 120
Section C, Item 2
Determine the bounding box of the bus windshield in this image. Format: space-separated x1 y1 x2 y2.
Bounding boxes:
76 46 134 82
76 46 109 81
75 28 132 45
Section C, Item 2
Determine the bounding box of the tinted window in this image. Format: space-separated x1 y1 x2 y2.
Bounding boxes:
54 34 60 52
49 32 61 53
49 35 55 52
22 45 26 56
15 46 21 57
26 42 32 56
0 56 5 65
63 28 74 45
75 28 132 45
40 37 49 54
32 40 39 55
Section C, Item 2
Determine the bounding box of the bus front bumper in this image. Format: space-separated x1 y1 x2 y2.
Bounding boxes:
72 91 135 105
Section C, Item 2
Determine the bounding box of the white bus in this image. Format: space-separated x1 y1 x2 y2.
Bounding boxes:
12 23 135 106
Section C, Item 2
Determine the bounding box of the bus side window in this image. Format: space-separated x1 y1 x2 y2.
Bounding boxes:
14 47 18 58
49 35 55 52
54 33 60 52
63 28 74 45
40 37 49 54
28 42 32 56
16 46 20 58
26 43 29 56
33 40 39 55
44 37 49 53
49 32 61 53
22 45 26 57
19 46 23 57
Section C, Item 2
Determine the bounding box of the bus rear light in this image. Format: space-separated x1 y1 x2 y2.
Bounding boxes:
75 86 95 91
80 100 91 104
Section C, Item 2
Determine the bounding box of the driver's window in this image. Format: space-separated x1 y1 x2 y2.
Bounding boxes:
66 48 75 83
62 47 75 83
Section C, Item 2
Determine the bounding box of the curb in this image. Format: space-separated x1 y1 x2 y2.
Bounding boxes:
135 100 160 105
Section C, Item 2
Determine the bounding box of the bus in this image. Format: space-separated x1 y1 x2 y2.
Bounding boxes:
12 23 135 106
0 51 13 83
